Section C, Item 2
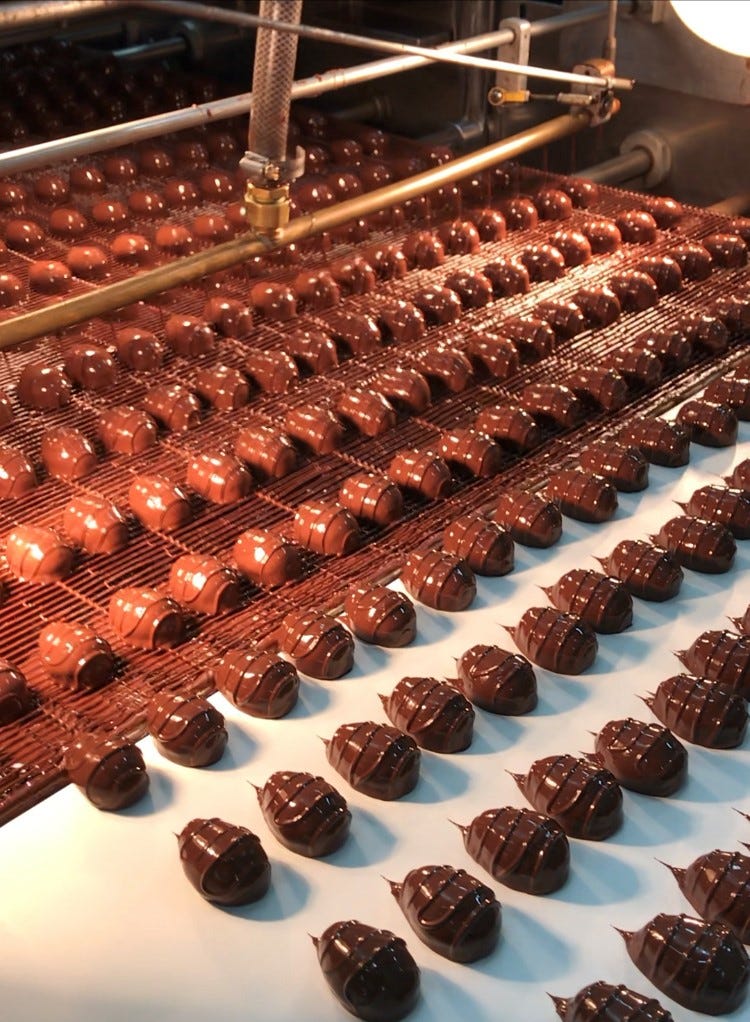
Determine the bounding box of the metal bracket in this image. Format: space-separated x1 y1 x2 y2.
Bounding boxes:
239 144 306 187
620 129 672 187
496 17 532 94
571 57 618 125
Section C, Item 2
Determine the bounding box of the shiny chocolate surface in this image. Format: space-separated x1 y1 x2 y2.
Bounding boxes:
257 770 351 857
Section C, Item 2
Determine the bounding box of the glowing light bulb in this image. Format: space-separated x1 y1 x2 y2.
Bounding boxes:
670 1 750 58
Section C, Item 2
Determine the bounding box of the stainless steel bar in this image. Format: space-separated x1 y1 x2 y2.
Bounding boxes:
707 193 750 216
114 36 187 61
0 0 115 29
576 147 651 184
0 113 588 349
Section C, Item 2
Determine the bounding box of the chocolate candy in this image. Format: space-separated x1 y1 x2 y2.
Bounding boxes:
163 315 214 357
378 300 427 342
98 405 158 454
389 865 500 963
636 255 683 294
572 287 622 330
456 644 537 714
482 258 530 297
65 734 149 811
727 458 750 491
38 622 115 691
67 244 110 280
147 693 227 767
442 514 514 576
242 349 299 395
330 256 376 295
284 404 342 455
233 529 303 588
64 342 116 391
286 329 338 375
669 241 713 280
444 269 493 309
675 400 738 447
494 490 562 548
365 242 407 280
534 299 586 340
186 452 252 505
234 423 297 480
437 429 502 479
605 348 662 389
178 818 270 905
513 754 622 839
142 384 201 432
474 405 541 453
676 629 750 698
0 272 25 307
314 920 420 1022
129 475 192 532
437 218 481 254
503 195 538 230
508 607 597 674
40 426 96 481
250 281 296 320
543 569 632 634
520 383 583 429
568 367 629 413
704 376 750 420
682 314 729 354
459 806 569 894
536 187 573 220
6 524 74 583
412 286 463 327
702 232 748 267
667 850 750 944
546 470 618 524
168 554 241 615
656 515 736 573
324 722 420 799
609 271 659 313
29 260 72 294
373 367 431 415
339 473 403 527
257 770 351 857
327 310 382 356
336 389 397 437
645 674 747 748
343 586 416 647
618 418 690 467
17 363 72 410
631 327 692 370
203 296 252 337
61 495 128 555
599 539 683 602
615 209 658 243
402 230 445 267
519 243 566 282
108 587 185 649
579 442 649 492
591 718 687 796
732 604 750 634
213 649 299 718
619 913 749 1015
293 501 361 557
471 208 506 241
401 550 476 612
387 450 452 500
0 661 33 726
413 347 472 393
581 217 621 254
279 609 354 679
504 318 556 363
0 445 36 498
550 229 592 267
381 676 474 753
551 981 675 1022
193 364 250 411
464 331 519 380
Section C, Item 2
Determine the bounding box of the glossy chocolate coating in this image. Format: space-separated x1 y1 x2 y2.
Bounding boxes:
193 364 249 411
387 450 452 500
40 425 96 481
390 864 499 963
677 629 750 699
546 470 618 524
4 218 45 253
108 587 185 649
727 458 750 491
494 490 562 548
343 586 416 647
544 569 632 634
592 718 687 796
472 207 506 241
615 209 658 244
250 281 296 321
633 327 693 371
482 258 530 297
294 270 341 312
258 770 351 857
669 241 713 281
339 473 403 527
336 389 396 437
443 514 513 576
509 607 597 674
233 528 302 588
28 259 72 294
38 621 115 691
168 554 241 615
551 981 675 1022
214 649 299 718
535 300 587 341
620 913 749 1015
438 430 502 479
16 363 72 410
579 442 649 492
635 255 683 294
413 348 472 393
503 195 538 230
618 418 690 467
365 243 407 280
163 315 215 357
328 255 375 296
61 495 128 557
459 806 569 894
520 384 582 429
186 452 252 505
234 423 297 479
676 400 738 447
373 367 430 414
519 243 566 282
114 326 165 371
377 301 426 344
285 329 338 376
702 232 747 268
293 500 361 557
98 405 158 455
0 272 26 308
6 524 73 583
550 229 592 267
443 269 493 309
327 310 381 356
64 342 116 391
456 644 537 715
667 850 750 944
0 661 33 726
656 515 736 573
325 721 420 800
498 314 555 363
67 244 110 280
381 676 474 753
581 218 621 254
437 219 482 254
402 230 445 268
464 331 519 380
284 404 342 455
129 475 191 532
685 485 750 538
202 297 252 338
147 692 227 767
681 314 730 354
142 384 201 432
609 272 659 313
401 550 476 612
704 377 750 420
110 232 152 265
513 754 622 839
178 817 270 905
600 540 683 602
646 674 747 748
474 405 540 453
279 609 354 679
411 286 462 326
535 187 573 221
568 367 628 412
65 734 149 811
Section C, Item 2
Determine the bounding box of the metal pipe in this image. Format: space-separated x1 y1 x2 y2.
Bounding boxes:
113 36 187 61
0 7 607 176
707 194 750 216
576 147 652 184
0 113 588 350
603 0 618 63
0 0 114 30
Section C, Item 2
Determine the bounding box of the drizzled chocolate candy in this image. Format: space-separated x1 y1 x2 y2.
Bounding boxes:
444 269 493 309
0 446 35 499
372 367 430 415
508 607 597 674
631 327 692 370
646 674 747 748
193 364 250 411
456 644 537 714
381 676 474 753
98 405 158 455
437 429 502 478
599 540 683 602
339 473 403 527
676 629 750 699
413 346 471 391
464 331 519 380
388 450 452 500
482 258 530 297
293 501 362 557
213 649 299 718
38 622 115 691
243 349 298 394
618 417 690 467
676 400 738 447
401 550 476 611
186 452 253 505
458 806 569 894
128 475 192 532
178 818 271 905
336 389 396 437
704 376 750 420
568 367 628 411
6 524 74 583
546 470 618 524
551 981 675 1022
325 721 420 800
474 405 541 453
0 661 33 726
543 569 633 634
233 529 303 588
147 693 227 767
443 514 514 576
313 920 420 1022
65 734 149 811
571 287 621 328
726 458 750 491
234 423 297 480
389 865 500 962
655 516 736 573
343 586 417 647
284 404 343 455
579 442 649 492
494 490 563 548
62 495 129 555
666 850 750 944
257 770 351 857
108 587 185 649
591 718 687 796
168 554 241 615
512 754 623 839
534 299 586 340
605 347 662 387
279 609 354 679
619 913 750 1015
520 383 583 430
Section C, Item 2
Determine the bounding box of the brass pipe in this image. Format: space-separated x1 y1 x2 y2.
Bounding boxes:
0 113 588 350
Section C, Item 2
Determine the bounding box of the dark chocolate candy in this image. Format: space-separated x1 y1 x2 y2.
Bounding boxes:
314 919 420 1022
482 259 530 297
377 300 426 343
677 629 750 699
592 718 687 796
186 452 253 505
712 293 750 331
147 693 227 768
16 363 72 410
551 981 675 1022
339 473 403 527
387 450 452 500
474 405 541 453
6 524 74 583
64 342 116 391
615 209 658 244
550 229 592 267
459 805 569 894
443 514 513 576
558 177 598 208
508 607 597 674
636 255 683 294
284 404 343 455
285 328 338 375
40 426 97 481
667 850 750 944
213 649 299 718
656 515 736 573
455 644 537 714
279 609 354 679
163 315 215 357
520 383 583 429
646 674 747 748
681 314 730 354
546 470 618 524
38 622 115 691
618 418 690 467
471 208 506 241
329 256 376 295
620 913 749 1015
536 188 573 221
243 349 298 394
502 316 556 363
609 272 659 313
0 272 26 308
336 389 396 437
494 490 563 548
544 569 632 634
129 475 192 532
413 347 472 393
343 586 416 647
326 310 382 356
676 400 738 447
599 539 683 602
203 296 252 337
98 405 158 454
389 865 500 963
234 423 297 479
168 554 241 615
534 300 587 340
727 458 750 491
65 734 149 811
411 286 462 327
402 230 445 268
702 233 747 268
0 661 33 726
571 287 621 328
464 331 519 380
631 327 693 370
257 770 351 857
437 429 502 479
444 269 493 309
704 377 750 420
519 243 566 282
178 818 270 905
684 485 750 538
604 348 662 389
669 241 713 281
142 384 201 432
513 754 623 840
29 260 72 295
581 217 621 254
233 529 302 588
324 721 420 800
108 587 185 649
293 501 361 557
401 550 476 611
250 281 296 321
437 218 481 254
381 676 474 753
372 366 430 415
579 442 649 492
503 196 538 230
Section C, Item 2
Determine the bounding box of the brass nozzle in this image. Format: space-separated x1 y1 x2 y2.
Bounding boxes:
244 182 292 233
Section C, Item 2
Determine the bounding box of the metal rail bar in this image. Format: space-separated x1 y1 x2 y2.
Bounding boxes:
576 147 651 184
0 0 114 30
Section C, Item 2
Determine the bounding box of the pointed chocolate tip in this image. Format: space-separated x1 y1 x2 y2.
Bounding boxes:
540 584 552 597
614 926 633 941
321 736 329 748
675 500 686 511
449 819 467 835
549 994 568 1020
386 878 402 897
310 933 319 947
735 807 750 821
378 693 387 708
640 694 655 709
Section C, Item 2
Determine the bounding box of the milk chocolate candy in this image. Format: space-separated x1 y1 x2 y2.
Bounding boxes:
520 243 566 282
381 676 474 753
0 392 12 428
600 540 683 601
99 406 158 457
285 329 338 375
636 255 683 294
343 586 416 647
443 514 514 576
108 587 185 649
482 258 530 297
677 629 750 699
193 364 250 411
437 218 482 254
558 177 598 208
667 850 750 944
402 230 445 268
681 314 730 354
437 430 503 479
702 232 748 267
551 981 675 1022
5 219 45 254
669 241 713 280
377 300 427 344
147 693 227 767
336 389 397 437
0 661 33 726
168 554 241 615
704 290 747 332
704 377 750 419
279 609 354 679
459 806 569 894
17 363 72 410
550 229 592 268
456 644 537 714
387 450 452 500
110 232 152 265
474 405 541 453
534 300 587 341
571 287 622 330
314 919 420 1022
411 287 463 327
257 770 351 857
129 475 192 532
142 384 201 432
65 735 149 811
294 270 341 311
509 607 597 674
64 342 116 391
513 754 622 840
114 327 165 371
581 217 622 254
615 209 658 243
646 674 747 748
727 458 750 491
618 418 690 467
0 445 36 499
535 187 573 221
591 718 687 796
373 367 431 415
326 310 382 356
676 400 738 447
39 618 115 692
284 405 343 455
732 604 750 634
40 426 96 481
0 272 26 308
609 272 660 314
401 550 476 611
339 473 403 527
6 525 74 583
293 501 361 557
163 315 215 357
364 243 407 280
243 349 298 394
178 818 270 906
620 913 749 1015
412 348 472 394
464 331 519 380
28 260 72 295
233 529 303 588
605 348 662 390
186 452 252 505
656 516 736 573
202 296 252 338
579 442 649 492
329 256 376 296
504 195 538 230
495 490 563 548
250 281 296 321
520 383 583 429
389 865 500 963
544 569 633 634
546 470 618 524
214 649 299 718
631 327 693 370
685 485 750 539
325 722 420 799
234 423 297 479
61 494 127 555
502 317 555 363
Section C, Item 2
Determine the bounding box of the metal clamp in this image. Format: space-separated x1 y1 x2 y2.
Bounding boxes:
496 17 532 94
571 57 619 125
239 144 306 187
